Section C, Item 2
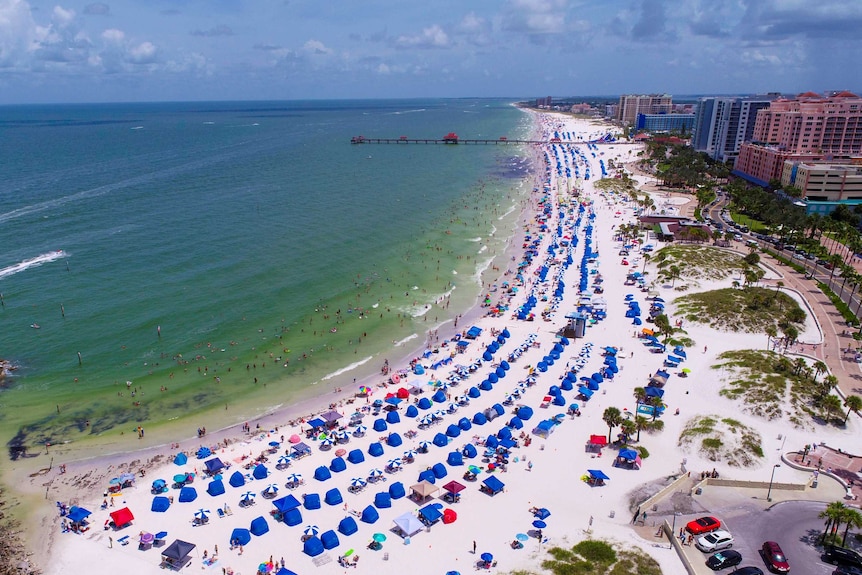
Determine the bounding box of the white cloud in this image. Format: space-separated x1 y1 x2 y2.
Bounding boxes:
303 39 331 55
128 41 156 64
52 5 75 26
376 62 390 74
101 28 124 43
394 24 450 49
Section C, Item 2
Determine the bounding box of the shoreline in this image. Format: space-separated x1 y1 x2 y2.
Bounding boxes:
7 107 547 567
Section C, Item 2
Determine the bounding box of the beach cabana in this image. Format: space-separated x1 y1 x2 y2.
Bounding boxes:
272 495 301 514
313 466 332 482
649 370 670 387
161 539 195 571
393 512 425 538
206 479 225 497
432 462 448 479
508 416 524 430
250 516 269 536
252 464 269 480
586 469 610 486
347 449 365 464
467 386 481 399
360 505 379 524
307 417 326 430
457 417 472 431
229 528 251 547
320 529 340 550
373 418 388 432
173 453 188 466
228 470 245 488
534 507 551 520
321 409 343 426
109 507 135 530
418 469 436 484
374 491 392 509
178 487 197 503
417 397 433 410
410 480 439 502
472 412 487 425
284 507 302 527
303 536 325 557
480 476 505 496
324 488 343 506
419 504 443 525
66 506 91 532
441 480 466 503
462 444 477 459
532 420 554 439
151 496 171 513
387 432 403 447
587 434 608 452
151 478 168 494
616 449 641 470
338 515 358 536
386 410 401 425
330 457 347 473
405 404 419 418
516 406 534 421
432 433 448 448
447 451 464 466
204 457 224 476
303 493 321 510
291 442 312 459
367 442 384 457
388 481 406 500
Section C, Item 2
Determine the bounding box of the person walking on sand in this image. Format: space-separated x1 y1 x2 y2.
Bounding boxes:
473 540 477 554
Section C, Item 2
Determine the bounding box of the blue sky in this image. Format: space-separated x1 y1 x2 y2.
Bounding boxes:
0 0 859 104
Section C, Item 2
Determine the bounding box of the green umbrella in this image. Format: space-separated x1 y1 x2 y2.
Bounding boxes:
372 533 387 542
344 549 354 557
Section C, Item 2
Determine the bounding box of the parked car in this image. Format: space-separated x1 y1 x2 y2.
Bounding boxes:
687 516 722 535
734 568 764 575
761 541 790 572
824 546 862 568
696 529 735 552
706 549 743 570
833 565 862 575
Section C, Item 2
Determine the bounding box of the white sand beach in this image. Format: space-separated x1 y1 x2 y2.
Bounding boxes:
33 112 861 575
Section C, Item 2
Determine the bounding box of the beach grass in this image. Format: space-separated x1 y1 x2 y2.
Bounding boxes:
675 286 806 333
651 245 750 286
678 414 763 466
530 539 662 575
712 349 826 426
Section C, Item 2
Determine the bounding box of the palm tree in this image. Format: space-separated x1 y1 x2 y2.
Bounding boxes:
793 357 808 376
820 501 847 543
634 415 650 442
812 361 828 382
843 395 862 425
642 253 651 274
602 406 623 443
632 387 647 407
821 394 843 424
619 419 636 443
765 325 778 350
841 507 862 547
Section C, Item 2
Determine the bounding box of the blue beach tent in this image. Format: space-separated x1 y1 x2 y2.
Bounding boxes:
324 488 343 506
303 493 321 510
284 507 302 526
229 471 245 488
338 516 358 536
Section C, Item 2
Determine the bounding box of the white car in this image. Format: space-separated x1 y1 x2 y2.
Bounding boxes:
695 529 734 552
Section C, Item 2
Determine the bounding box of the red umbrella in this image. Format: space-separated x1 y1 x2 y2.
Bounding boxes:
441 480 466 494
289 434 301 444
396 388 410 399
442 508 457 524
335 448 347 457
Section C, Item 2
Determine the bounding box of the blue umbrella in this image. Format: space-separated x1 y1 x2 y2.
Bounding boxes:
154 531 168 540
350 477 367 489
515 533 529 541
303 525 320 537
480 552 493 563
403 449 417 460
286 473 302 484
532 520 547 529
241 492 256 503
195 509 210 520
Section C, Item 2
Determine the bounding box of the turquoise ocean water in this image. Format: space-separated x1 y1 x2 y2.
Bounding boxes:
0 99 532 457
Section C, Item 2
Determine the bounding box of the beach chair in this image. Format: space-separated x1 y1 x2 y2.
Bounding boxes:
118 535 130 546
217 508 225 519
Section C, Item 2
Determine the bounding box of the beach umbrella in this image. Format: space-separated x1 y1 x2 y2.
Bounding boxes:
353 425 367 436
403 449 417 460
263 484 279 496
419 415 434 426
195 509 210 520
289 434 301 444
418 441 430 451
319 438 333 449
532 520 547 529
358 385 371 395
286 473 302 484
372 532 387 542
241 492 256 504
269 440 280 448
368 468 383 479
388 458 402 470
481 553 494 563
303 525 320 537
277 455 291 467
334 448 347 457
516 533 529 541
350 477 367 489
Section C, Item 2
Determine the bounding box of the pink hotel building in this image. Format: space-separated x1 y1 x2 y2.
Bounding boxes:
733 91 862 185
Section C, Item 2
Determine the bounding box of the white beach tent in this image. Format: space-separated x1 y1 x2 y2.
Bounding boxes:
393 512 425 538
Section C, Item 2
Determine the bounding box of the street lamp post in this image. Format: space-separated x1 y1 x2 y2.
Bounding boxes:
669 512 681 549
767 464 781 502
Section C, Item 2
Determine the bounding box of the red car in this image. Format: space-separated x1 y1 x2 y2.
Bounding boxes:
761 540 790 572
686 516 721 535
